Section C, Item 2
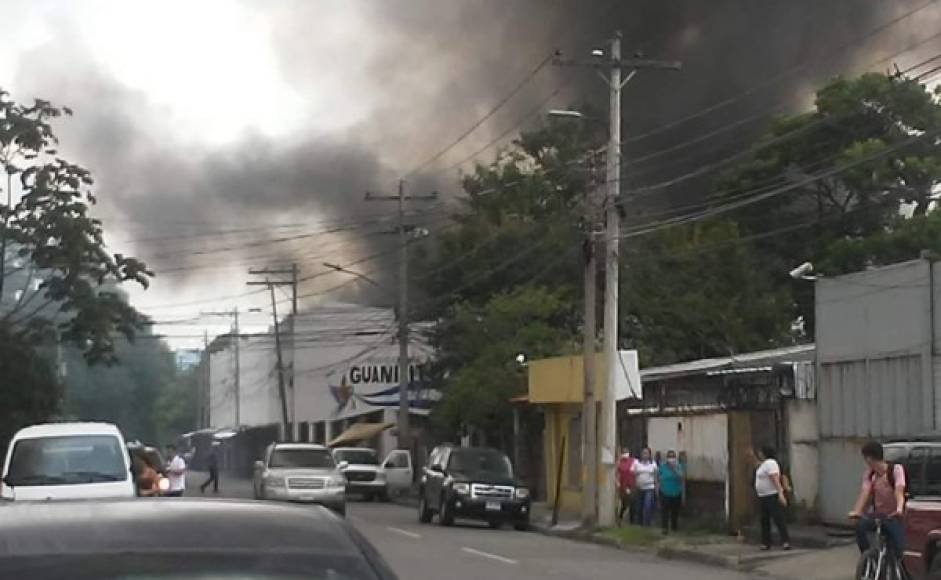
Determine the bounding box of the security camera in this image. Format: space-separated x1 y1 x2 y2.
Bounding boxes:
789 262 815 280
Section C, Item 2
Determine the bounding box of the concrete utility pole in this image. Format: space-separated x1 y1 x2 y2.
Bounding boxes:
580 149 605 528
269 280 290 441
365 180 436 450
555 32 681 527
248 265 298 440
202 307 241 425
202 330 210 428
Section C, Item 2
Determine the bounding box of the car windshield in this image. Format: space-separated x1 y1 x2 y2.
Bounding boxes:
6 435 128 486
448 450 513 478
333 450 378 465
269 449 334 469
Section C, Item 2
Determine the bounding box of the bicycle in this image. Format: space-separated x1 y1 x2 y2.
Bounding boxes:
855 517 908 580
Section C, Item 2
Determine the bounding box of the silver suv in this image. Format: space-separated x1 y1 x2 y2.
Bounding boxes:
252 443 346 516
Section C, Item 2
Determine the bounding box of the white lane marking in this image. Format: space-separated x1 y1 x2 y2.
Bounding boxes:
461 546 518 565
387 526 421 539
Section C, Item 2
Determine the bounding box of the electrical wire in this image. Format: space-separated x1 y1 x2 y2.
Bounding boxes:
401 52 555 180
621 0 940 144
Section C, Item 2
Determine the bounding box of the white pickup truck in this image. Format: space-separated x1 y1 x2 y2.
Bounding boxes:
331 447 413 501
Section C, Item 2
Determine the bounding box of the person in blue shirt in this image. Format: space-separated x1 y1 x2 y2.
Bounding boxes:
658 449 684 534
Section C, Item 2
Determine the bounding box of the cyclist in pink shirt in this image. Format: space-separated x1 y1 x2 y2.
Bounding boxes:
848 441 906 558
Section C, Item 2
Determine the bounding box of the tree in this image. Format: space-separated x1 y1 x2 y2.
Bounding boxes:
715 72 941 329
0 88 152 364
61 329 177 444
621 219 794 366
0 323 60 448
431 286 578 443
819 210 941 275
0 88 152 445
718 73 940 261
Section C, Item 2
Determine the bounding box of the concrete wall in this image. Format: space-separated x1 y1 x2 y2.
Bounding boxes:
647 413 728 482
786 399 819 510
816 259 938 523
208 344 236 428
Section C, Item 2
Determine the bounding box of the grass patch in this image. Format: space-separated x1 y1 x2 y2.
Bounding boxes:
598 525 661 546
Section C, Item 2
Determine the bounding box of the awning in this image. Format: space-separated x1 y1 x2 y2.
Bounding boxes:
327 422 393 447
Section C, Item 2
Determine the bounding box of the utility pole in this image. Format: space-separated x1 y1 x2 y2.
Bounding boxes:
267 280 291 441
365 180 436 450
248 265 297 440
555 32 681 528
202 307 241 425
580 149 604 528
203 330 210 428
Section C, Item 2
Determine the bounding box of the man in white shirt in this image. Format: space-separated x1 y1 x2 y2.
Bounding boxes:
165 444 186 497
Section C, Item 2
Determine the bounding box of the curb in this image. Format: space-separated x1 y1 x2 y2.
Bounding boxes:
528 524 818 578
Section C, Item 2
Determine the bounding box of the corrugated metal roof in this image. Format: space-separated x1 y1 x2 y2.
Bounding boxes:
641 344 816 382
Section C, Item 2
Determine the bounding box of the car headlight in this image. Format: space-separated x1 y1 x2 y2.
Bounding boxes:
266 476 286 488
515 487 530 500
453 482 470 495
328 475 347 488
375 470 386 481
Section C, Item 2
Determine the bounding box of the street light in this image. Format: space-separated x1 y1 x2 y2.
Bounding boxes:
323 262 383 289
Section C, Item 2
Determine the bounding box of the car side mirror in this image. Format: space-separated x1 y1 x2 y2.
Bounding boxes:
337 461 349 470
254 460 265 471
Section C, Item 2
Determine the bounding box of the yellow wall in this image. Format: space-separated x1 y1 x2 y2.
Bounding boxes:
542 402 607 516
528 354 608 404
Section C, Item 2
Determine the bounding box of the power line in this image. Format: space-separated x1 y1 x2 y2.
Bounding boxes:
401 52 555 180
622 0 940 145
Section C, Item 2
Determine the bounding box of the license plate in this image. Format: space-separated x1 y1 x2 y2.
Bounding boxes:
485 501 501 512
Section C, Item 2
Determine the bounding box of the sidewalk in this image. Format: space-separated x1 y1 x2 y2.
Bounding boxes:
528 502 856 580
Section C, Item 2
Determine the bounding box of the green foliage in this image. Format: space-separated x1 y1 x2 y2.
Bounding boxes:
622 220 793 366
0 323 60 449
153 368 199 446
431 286 579 437
0 88 152 364
61 331 176 443
716 73 941 271
820 210 941 275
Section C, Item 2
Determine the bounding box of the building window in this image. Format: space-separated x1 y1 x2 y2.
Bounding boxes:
567 414 582 489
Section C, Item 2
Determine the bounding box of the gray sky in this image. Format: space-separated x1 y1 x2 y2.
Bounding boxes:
1 0 938 347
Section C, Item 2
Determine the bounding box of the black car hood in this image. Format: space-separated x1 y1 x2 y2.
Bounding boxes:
451 471 518 486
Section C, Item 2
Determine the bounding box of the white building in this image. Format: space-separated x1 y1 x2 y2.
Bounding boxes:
206 302 434 460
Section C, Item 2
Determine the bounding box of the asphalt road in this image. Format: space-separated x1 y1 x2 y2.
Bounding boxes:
186 471 748 580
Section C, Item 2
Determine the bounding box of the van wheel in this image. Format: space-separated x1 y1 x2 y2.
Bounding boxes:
418 494 433 523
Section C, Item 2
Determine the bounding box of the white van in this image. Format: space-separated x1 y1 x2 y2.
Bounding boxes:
1 422 136 501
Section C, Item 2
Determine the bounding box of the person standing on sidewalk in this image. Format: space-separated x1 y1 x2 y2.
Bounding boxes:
165 444 187 498
631 447 658 527
658 449 684 534
755 446 790 550
200 443 220 494
616 449 636 525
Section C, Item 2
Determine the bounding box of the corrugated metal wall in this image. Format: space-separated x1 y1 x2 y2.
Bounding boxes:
819 355 926 437
816 259 938 523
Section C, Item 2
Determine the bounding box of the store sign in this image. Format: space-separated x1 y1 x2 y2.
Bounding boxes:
327 359 436 415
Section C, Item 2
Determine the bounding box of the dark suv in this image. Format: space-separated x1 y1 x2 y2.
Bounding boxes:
417 445 530 530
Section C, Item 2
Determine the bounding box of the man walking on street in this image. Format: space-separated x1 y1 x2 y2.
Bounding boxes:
200 443 220 494
165 444 186 498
